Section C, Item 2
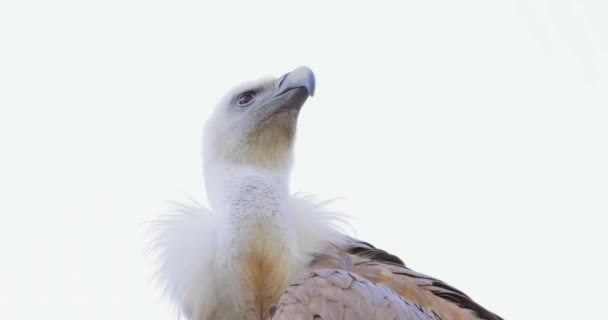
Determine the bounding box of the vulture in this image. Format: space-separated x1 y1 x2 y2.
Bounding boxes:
150 67 503 320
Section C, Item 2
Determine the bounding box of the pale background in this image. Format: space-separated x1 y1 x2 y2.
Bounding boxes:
1 1 607 319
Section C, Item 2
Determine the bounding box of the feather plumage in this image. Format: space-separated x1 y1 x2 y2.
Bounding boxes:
148 67 502 320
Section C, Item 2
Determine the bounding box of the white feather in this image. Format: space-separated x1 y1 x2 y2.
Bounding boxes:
147 201 218 319
148 196 348 320
287 195 350 258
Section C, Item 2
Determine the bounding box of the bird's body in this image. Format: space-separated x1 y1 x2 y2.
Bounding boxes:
151 67 502 320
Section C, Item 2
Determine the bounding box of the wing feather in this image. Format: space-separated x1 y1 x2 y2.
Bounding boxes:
302 239 503 320
272 269 442 320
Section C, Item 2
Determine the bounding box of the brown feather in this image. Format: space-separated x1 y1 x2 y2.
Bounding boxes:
298 239 503 320
272 269 442 320
240 236 292 320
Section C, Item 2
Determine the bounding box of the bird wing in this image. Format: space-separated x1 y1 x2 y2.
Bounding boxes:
272 269 441 320
272 239 502 320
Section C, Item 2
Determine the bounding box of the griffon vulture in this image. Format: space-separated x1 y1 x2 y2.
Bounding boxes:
150 67 503 320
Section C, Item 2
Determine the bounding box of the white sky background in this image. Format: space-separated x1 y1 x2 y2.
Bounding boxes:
1 0 607 319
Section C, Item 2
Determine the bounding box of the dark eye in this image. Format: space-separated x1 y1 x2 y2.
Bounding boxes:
237 92 255 106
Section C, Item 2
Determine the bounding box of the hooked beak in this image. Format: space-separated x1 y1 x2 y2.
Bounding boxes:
275 66 316 97
259 66 315 116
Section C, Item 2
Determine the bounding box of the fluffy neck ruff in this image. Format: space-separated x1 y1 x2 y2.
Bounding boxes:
152 155 347 320
150 185 348 320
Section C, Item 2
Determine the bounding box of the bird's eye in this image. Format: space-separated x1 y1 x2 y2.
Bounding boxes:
237 93 255 106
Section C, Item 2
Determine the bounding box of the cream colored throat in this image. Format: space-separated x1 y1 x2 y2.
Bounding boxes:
216 172 296 320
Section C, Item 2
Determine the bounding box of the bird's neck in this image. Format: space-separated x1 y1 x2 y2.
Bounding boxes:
206 163 297 320
206 163 290 215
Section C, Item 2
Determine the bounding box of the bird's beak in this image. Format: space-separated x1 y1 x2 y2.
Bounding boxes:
261 66 315 116
276 66 316 97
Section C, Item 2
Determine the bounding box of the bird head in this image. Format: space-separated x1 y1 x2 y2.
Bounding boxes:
203 66 315 173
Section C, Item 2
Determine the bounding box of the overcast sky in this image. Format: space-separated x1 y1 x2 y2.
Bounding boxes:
1 1 607 319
